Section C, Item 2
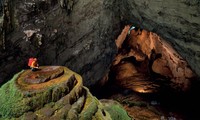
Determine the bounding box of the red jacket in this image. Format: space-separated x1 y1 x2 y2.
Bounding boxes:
28 58 38 68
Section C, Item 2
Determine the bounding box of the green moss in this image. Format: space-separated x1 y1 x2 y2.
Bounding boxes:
93 109 109 120
79 87 98 120
0 71 29 118
0 67 131 120
104 104 132 120
100 100 132 120
0 70 55 118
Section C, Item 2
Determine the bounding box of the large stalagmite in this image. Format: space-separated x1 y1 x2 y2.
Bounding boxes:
0 66 131 120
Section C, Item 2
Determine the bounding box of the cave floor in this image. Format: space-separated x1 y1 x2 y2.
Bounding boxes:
97 26 199 120
92 79 199 120
95 83 198 120
107 89 184 120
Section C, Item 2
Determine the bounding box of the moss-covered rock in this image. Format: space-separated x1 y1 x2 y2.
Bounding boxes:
100 99 132 120
0 66 131 120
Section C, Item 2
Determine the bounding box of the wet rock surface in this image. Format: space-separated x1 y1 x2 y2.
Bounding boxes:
24 66 64 84
0 66 131 120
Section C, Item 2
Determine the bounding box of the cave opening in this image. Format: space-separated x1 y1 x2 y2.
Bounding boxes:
91 25 199 119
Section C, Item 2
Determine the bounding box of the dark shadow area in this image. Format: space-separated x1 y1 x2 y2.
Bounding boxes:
91 25 199 120
91 73 200 120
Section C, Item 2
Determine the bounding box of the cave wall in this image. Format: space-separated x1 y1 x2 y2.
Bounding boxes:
0 0 120 86
0 0 200 87
119 0 200 77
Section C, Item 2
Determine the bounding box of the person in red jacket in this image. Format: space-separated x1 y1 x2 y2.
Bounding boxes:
28 58 39 71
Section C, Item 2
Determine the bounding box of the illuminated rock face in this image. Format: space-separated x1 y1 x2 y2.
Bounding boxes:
0 66 131 120
119 0 200 77
113 26 196 92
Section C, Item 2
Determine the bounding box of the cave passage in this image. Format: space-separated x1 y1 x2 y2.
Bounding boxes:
92 25 199 119
113 25 196 93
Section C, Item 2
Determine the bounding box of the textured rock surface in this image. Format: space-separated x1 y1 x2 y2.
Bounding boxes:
119 0 200 76
0 66 131 119
0 0 200 87
113 26 196 92
0 0 119 86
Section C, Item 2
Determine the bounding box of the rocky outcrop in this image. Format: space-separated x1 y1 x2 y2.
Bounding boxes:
119 0 200 77
0 66 131 120
113 26 196 92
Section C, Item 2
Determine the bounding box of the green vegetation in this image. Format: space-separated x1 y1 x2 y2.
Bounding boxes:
0 71 28 118
0 67 131 120
105 104 132 120
101 100 132 120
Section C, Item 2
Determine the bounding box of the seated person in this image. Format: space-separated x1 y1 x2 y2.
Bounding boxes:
28 58 39 71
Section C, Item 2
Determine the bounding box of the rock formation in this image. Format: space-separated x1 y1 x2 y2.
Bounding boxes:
0 0 200 89
113 26 196 92
0 66 131 120
0 0 118 87
119 0 200 77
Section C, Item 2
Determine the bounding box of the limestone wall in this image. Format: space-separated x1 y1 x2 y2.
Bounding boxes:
119 0 200 76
